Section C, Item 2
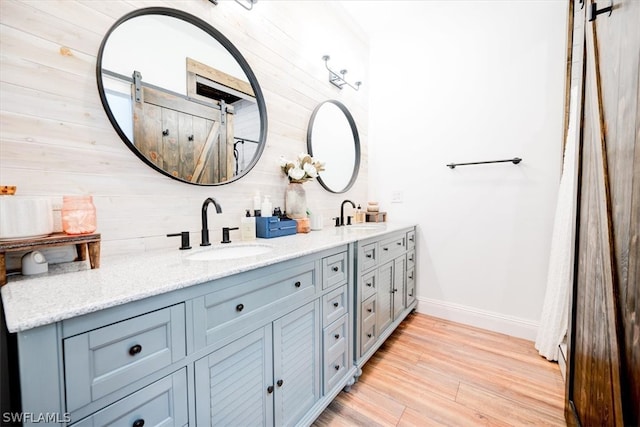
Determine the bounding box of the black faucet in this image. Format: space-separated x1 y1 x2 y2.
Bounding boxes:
339 199 356 226
201 197 222 246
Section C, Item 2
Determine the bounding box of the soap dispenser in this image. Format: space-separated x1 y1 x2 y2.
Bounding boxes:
241 209 256 241
355 204 365 224
261 195 272 218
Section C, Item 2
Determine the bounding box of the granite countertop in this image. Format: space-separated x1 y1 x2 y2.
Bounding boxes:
1 223 414 333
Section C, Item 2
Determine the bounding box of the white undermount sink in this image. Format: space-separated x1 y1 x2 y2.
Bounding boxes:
186 243 274 261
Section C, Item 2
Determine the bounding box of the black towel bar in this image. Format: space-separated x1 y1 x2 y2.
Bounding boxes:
447 157 522 169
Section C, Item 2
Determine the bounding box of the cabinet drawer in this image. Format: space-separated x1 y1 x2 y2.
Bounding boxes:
406 267 416 306
360 242 378 271
379 234 406 264
72 369 188 427
407 229 416 249
407 249 416 270
323 314 348 357
323 285 347 326
194 261 316 348
323 315 348 393
361 297 377 355
361 270 377 301
322 251 348 289
64 305 186 412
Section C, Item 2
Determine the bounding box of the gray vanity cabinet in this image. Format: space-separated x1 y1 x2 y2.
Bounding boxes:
354 227 417 371
194 301 320 426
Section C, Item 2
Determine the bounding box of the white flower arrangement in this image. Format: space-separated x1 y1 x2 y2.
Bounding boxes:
280 153 325 184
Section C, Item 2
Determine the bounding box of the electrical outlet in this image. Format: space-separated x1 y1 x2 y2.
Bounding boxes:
391 191 403 203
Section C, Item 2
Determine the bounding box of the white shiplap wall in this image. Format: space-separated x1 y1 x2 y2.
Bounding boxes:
0 0 369 256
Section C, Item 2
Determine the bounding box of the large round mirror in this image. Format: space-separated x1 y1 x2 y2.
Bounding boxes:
307 100 360 193
96 7 267 185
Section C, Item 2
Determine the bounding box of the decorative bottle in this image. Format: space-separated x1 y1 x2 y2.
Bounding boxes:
61 195 97 235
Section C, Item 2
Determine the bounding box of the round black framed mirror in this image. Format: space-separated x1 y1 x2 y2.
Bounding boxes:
307 100 360 193
96 7 267 185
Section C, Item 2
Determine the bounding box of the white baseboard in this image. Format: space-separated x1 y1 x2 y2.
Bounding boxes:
416 297 539 341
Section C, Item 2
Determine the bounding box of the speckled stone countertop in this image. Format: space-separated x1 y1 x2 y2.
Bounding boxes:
1 223 414 333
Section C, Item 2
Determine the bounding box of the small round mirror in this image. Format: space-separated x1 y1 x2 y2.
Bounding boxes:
307 100 360 193
96 7 267 185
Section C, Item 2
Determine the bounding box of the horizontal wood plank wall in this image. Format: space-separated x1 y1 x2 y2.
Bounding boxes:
0 0 369 256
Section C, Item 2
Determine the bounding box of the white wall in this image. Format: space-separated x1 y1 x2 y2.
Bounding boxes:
345 1 568 339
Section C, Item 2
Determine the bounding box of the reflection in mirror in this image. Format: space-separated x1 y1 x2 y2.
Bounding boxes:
307 100 360 193
96 8 267 185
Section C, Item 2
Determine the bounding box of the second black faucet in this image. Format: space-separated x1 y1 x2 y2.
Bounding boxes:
201 197 222 246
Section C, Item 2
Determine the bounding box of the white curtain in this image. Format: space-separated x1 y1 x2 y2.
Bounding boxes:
535 87 579 361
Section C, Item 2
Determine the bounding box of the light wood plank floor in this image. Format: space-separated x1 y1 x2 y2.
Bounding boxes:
314 313 566 426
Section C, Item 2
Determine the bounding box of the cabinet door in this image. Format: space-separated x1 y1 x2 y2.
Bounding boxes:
393 256 406 320
377 261 394 334
273 301 320 427
195 326 274 427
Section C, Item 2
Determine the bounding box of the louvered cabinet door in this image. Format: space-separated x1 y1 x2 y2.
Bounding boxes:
273 301 321 427
194 325 274 427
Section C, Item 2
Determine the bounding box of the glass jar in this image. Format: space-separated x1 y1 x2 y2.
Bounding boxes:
61 196 97 235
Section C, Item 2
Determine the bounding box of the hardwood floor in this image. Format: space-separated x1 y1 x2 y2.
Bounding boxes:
314 313 566 426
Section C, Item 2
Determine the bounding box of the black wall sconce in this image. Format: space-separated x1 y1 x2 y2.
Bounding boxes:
322 55 362 91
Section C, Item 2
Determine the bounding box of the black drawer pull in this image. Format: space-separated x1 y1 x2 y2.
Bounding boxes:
383 247 389 251
367 333 372 338
294 281 301 288
409 274 414 280
409 291 414 297
334 365 340 371
277 379 284 387
129 344 142 356
410 236 415 242
267 385 274 394
334 333 340 339
236 303 244 312
367 308 372 313
132 419 145 427
366 282 372 287
397 241 403 246
333 302 339 308
332 266 339 272
366 253 372 258
409 256 414 262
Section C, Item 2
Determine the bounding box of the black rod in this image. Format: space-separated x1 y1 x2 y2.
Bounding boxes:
446 157 522 169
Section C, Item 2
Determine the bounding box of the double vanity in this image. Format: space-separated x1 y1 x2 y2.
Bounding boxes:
2 223 417 426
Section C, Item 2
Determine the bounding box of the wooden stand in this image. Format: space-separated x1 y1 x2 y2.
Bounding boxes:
0 233 101 286
366 212 387 223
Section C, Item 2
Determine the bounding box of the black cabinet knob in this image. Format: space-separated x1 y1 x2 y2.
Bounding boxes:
132 419 145 427
409 292 414 297
334 334 340 339
129 344 142 356
366 282 372 287
367 308 372 313
383 247 389 251
267 385 274 394
409 274 414 280
294 281 301 288
333 302 339 308
236 304 244 312
367 333 372 338
366 254 372 258
277 379 284 387
397 241 402 246
332 266 339 272
334 365 340 371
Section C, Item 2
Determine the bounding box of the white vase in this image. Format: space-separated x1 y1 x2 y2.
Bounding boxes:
285 182 307 219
